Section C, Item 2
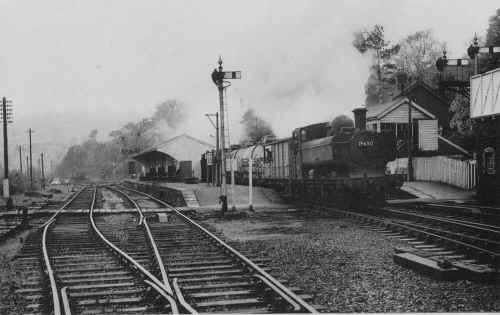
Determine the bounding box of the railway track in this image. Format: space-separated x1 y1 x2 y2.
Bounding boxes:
308 203 500 281
111 185 318 313
373 207 500 252
9 184 318 314
388 202 500 226
13 185 178 315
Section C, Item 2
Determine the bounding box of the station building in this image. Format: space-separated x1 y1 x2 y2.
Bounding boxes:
470 67 500 204
367 97 439 153
131 134 214 181
366 80 470 156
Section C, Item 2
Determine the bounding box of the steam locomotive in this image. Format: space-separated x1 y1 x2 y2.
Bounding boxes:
201 108 401 205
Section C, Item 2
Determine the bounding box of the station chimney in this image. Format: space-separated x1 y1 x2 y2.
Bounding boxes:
352 107 367 130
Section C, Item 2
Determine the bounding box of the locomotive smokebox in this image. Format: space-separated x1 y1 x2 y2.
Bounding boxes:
352 107 367 130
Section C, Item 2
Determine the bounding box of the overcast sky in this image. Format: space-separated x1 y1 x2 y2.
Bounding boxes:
0 0 498 151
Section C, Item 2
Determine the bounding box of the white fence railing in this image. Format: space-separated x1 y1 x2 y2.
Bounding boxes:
387 156 477 190
413 156 477 190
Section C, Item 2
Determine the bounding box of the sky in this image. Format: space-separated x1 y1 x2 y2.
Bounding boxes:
0 0 498 163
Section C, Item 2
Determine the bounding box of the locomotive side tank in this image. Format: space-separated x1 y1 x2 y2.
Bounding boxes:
292 108 396 179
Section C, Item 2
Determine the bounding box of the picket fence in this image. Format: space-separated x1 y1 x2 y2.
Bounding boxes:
412 156 477 190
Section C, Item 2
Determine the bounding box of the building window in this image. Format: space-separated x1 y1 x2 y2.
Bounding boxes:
483 147 496 175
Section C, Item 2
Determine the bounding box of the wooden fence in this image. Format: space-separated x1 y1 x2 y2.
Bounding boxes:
412 156 477 190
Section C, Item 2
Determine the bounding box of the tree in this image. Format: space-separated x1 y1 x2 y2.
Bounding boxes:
353 25 400 105
240 109 275 144
486 8 500 46
110 118 157 155
449 94 475 151
449 94 471 133
394 30 446 81
484 8 500 72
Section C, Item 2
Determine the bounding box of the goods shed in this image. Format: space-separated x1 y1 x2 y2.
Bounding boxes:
132 134 214 181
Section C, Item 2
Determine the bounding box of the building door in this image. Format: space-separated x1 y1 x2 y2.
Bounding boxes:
418 120 438 151
179 161 192 179
479 147 496 204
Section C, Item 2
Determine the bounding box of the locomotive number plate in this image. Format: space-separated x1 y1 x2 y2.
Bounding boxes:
357 140 374 147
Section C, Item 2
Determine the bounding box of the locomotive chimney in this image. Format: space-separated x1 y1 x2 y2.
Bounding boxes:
352 107 367 130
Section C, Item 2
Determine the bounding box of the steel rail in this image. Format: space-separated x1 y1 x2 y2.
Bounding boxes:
40 185 88 229
104 186 171 290
89 186 180 314
61 286 72 315
119 185 318 313
400 209 500 232
419 203 500 220
253 274 300 312
173 278 199 315
332 207 500 262
40 185 89 315
106 186 198 313
42 219 60 315
381 207 500 236
389 219 500 249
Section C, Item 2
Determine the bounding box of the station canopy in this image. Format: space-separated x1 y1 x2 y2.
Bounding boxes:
131 149 177 165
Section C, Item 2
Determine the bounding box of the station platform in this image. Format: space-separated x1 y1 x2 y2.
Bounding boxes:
128 180 292 211
391 181 475 204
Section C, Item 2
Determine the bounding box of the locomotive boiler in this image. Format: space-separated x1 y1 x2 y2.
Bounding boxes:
291 108 396 179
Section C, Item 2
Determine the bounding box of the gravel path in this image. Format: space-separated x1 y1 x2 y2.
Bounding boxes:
205 210 500 312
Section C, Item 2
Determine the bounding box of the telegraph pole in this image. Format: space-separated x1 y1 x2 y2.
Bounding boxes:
2 97 13 209
211 56 241 214
41 153 45 190
28 128 34 190
205 113 220 187
19 145 23 174
205 113 220 186
407 99 413 182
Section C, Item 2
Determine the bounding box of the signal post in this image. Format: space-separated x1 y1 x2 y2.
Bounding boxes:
211 56 241 214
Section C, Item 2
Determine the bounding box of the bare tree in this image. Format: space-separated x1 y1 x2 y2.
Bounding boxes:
353 24 400 105
394 30 446 80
